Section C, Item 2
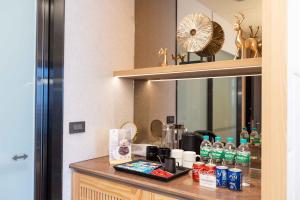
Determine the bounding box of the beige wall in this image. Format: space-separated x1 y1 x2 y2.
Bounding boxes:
135 0 176 68
134 0 176 142
63 0 135 199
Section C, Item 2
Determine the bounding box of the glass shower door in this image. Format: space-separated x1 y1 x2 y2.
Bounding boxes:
0 1 36 199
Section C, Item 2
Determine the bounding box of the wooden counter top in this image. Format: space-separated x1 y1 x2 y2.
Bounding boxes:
70 156 261 200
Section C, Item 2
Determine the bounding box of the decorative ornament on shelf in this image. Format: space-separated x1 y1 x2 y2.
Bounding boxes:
177 13 213 52
172 54 186 65
248 25 262 56
196 21 225 57
158 48 168 67
233 12 262 60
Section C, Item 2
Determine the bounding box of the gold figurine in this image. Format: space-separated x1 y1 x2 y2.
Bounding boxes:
172 54 186 65
249 26 262 56
158 48 168 67
233 12 261 60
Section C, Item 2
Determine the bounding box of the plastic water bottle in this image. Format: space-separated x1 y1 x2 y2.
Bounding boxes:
236 139 251 187
211 136 224 165
224 137 236 166
200 135 212 162
240 127 249 141
250 128 260 146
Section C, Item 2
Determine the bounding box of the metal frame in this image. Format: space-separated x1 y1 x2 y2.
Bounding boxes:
236 77 243 146
35 0 64 199
35 0 49 199
207 79 213 131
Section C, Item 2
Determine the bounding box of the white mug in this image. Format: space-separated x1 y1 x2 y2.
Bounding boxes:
171 149 184 166
183 161 195 168
175 157 183 166
182 151 201 162
171 149 184 158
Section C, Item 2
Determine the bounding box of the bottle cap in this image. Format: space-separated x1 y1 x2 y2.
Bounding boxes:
203 135 209 141
227 137 234 143
215 136 221 142
240 139 247 144
242 127 247 131
252 127 257 131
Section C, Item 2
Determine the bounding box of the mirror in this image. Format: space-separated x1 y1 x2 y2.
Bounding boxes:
175 0 262 146
133 0 262 168
177 76 262 145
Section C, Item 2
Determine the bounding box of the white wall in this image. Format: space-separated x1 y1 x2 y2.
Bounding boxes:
287 0 300 199
63 1 135 199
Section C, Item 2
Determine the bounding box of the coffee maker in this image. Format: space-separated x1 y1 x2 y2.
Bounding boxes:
180 130 216 153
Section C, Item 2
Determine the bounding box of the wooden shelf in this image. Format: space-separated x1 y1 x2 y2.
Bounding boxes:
113 58 262 80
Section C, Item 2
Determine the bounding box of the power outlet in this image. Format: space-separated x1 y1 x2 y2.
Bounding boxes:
167 116 175 124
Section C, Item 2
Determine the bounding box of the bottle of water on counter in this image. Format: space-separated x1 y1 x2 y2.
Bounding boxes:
240 127 249 141
211 136 224 165
250 128 260 146
224 137 236 166
236 139 251 187
200 135 212 162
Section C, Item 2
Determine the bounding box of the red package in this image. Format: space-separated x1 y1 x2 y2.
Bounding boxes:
151 169 173 178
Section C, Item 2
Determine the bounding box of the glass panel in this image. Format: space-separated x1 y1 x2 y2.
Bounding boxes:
213 78 237 142
0 1 36 199
177 79 208 131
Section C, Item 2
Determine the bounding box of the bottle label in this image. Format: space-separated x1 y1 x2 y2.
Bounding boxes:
211 149 224 160
250 136 254 144
253 138 260 145
236 151 250 164
200 147 211 158
224 150 236 161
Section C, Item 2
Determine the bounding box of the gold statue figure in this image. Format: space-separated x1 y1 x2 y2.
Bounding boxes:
172 54 186 65
249 25 262 56
233 12 261 60
158 48 168 67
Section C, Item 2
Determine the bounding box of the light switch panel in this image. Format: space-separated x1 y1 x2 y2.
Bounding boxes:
69 121 85 134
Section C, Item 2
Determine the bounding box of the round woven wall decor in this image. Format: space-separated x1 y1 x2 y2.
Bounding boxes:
196 21 225 57
177 13 213 52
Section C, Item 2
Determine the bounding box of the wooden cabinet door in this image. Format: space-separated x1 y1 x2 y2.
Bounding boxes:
72 172 151 200
151 193 177 200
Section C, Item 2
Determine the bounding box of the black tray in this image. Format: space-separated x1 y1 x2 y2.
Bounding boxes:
113 159 190 182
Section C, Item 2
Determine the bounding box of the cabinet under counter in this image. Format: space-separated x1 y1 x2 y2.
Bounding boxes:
70 156 261 200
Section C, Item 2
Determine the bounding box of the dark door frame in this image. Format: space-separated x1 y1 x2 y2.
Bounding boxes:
35 0 64 199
